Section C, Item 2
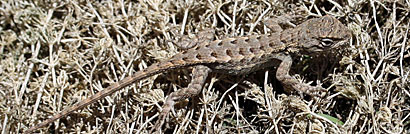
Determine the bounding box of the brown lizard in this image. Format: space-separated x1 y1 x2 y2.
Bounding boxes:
25 15 351 133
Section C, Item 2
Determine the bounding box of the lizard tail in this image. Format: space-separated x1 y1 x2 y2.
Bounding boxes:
25 60 196 133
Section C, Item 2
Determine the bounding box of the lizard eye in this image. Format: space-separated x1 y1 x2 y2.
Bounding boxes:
321 38 334 47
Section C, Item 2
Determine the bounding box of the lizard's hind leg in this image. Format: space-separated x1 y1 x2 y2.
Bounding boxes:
152 65 211 133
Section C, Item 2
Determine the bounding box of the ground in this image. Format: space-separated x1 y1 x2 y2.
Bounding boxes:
0 0 409 133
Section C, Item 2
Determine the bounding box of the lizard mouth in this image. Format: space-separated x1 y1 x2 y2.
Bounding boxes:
300 47 325 55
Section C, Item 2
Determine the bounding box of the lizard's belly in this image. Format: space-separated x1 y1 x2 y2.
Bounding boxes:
208 57 281 75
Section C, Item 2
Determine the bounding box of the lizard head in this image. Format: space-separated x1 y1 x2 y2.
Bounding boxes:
282 15 352 54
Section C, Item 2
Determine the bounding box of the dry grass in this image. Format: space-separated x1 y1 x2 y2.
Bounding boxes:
0 0 409 133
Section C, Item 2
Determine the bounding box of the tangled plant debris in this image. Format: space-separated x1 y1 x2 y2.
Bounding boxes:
0 0 408 133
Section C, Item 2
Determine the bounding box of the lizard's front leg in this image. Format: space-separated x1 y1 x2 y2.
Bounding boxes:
276 55 326 97
152 65 211 132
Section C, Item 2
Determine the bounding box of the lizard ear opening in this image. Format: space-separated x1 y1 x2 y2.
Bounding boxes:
320 38 334 47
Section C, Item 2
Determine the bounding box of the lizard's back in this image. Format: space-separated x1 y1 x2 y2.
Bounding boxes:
166 15 351 75
166 33 285 75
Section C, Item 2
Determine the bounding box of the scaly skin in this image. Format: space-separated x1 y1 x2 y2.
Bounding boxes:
25 15 351 133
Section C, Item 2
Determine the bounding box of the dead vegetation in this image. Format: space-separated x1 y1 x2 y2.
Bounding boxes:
0 0 409 133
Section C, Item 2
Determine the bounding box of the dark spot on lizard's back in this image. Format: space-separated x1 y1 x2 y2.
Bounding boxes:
260 53 268 59
256 35 262 40
289 36 295 42
250 56 258 63
182 56 189 61
181 50 189 54
249 47 258 53
244 38 249 43
231 39 238 44
259 45 265 50
268 42 276 48
195 54 203 59
205 43 211 48
226 49 233 57
217 41 224 46
239 47 248 55
210 51 218 58
195 46 201 50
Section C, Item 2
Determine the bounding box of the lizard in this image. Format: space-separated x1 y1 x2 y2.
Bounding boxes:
25 15 351 133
